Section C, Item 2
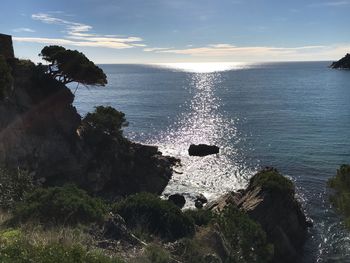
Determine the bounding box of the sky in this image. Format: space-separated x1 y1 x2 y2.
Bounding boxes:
1 0 350 63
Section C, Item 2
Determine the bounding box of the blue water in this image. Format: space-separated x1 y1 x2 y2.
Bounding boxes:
71 62 350 262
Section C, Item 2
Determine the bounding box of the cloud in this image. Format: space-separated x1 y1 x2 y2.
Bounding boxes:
147 43 350 61
14 13 144 49
144 47 172 52
309 1 350 7
13 28 36 33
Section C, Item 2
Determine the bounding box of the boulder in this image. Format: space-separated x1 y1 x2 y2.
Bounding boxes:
168 193 186 208
208 167 310 263
188 144 219 157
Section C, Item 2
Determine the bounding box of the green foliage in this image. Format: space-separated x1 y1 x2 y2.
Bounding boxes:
250 169 294 196
218 205 273 263
328 165 350 228
0 239 124 263
113 193 195 240
184 209 214 226
80 106 128 147
176 238 208 263
0 55 13 99
13 185 107 225
0 167 33 209
39 45 107 86
144 244 171 263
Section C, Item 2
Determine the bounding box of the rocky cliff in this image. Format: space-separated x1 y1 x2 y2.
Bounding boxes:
330 53 350 69
0 51 175 198
207 167 310 263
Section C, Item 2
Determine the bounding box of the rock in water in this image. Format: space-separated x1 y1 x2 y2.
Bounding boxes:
168 194 186 208
208 167 310 263
188 144 219 157
330 53 350 69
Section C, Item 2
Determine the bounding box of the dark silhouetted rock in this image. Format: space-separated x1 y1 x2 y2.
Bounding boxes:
0 34 14 59
330 53 350 69
208 167 310 263
188 144 219 157
0 49 177 198
168 193 186 208
195 200 204 209
195 194 208 204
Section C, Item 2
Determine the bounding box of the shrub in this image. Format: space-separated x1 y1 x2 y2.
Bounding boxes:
328 165 350 228
250 168 294 197
13 185 107 225
113 193 195 240
217 205 273 263
0 239 124 263
0 167 33 209
145 244 171 263
0 55 13 99
80 106 129 148
184 209 214 226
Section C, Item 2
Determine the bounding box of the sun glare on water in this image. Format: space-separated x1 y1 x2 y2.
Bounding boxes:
153 62 251 73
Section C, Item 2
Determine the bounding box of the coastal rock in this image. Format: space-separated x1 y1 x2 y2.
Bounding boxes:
330 53 350 69
168 194 186 208
208 167 310 263
0 44 176 197
188 144 219 157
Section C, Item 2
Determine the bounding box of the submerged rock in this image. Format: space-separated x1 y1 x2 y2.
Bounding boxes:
188 144 219 157
330 53 350 69
208 167 310 263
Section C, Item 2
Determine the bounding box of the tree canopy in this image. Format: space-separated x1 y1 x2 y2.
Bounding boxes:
39 45 107 86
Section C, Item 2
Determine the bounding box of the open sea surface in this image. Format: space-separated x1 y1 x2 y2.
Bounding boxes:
71 62 350 262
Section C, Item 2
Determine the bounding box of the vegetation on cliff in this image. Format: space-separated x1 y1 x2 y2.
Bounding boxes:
328 164 350 227
39 45 107 86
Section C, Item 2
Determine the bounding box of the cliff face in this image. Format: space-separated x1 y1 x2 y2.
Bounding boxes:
0 56 174 197
207 167 310 263
331 53 350 69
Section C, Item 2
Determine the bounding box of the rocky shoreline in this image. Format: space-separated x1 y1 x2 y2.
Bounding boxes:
0 37 310 263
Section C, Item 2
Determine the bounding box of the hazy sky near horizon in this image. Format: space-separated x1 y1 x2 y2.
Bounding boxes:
1 0 350 63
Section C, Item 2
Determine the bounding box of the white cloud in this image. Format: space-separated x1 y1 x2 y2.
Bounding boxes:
148 43 350 61
309 1 350 7
13 28 36 33
144 47 172 52
13 13 144 49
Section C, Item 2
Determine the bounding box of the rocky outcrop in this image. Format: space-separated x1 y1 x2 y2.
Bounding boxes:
168 194 186 208
0 34 14 59
330 53 350 69
0 54 176 197
188 144 219 157
207 167 310 263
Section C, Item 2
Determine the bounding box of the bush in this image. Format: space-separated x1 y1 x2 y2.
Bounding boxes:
113 193 195 240
80 106 129 148
328 165 350 228
0 167 33 209
250 168 294 197
0 239 124 263
217 205 273 263
184 209 214 226
144 244 170 263
0 55 13 99
13 185 107 225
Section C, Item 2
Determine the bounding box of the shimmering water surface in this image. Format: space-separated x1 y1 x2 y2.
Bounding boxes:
71 62 350 262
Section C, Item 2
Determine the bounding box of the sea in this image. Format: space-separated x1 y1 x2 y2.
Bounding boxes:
70 61 350 262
